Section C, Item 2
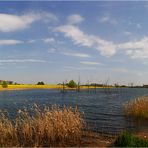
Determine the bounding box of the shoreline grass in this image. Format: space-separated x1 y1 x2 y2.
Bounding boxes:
0 105 84 147
124 96 148 119
114 131 148 147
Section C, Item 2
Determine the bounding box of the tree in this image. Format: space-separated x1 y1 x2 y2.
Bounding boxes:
37 81 45 85
67 80 77 88
2 81 8 88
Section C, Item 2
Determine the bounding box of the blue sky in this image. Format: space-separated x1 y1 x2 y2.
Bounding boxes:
0 1 148 85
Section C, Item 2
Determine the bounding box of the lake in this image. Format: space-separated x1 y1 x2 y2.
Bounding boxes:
0 88 148 136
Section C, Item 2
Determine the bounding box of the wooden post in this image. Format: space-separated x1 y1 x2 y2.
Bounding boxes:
77 82 80 92
62 82 65 93
95 83 97 93
87 80 90 93
77 75 81 92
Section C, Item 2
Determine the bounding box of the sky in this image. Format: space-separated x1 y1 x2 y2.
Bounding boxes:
0 1 148 85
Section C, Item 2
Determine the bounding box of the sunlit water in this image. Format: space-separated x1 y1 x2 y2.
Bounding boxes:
0 88 148 135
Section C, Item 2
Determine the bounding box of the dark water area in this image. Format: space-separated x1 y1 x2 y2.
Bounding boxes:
0 88 148 136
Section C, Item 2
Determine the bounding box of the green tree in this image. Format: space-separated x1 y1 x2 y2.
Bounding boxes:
37 81 45 85
2 81 8 88
67 80 77 88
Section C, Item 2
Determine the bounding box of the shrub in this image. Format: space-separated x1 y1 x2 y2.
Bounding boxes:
114 131 148 147
1 81 8 88
67 80 77 88
124 96 148 119
37 81 45 85
0 105 84 147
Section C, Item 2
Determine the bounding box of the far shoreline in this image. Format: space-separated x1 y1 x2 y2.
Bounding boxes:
0 84 144 92
0 84 113 91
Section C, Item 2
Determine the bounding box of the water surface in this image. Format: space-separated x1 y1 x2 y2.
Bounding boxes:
0 88 148 135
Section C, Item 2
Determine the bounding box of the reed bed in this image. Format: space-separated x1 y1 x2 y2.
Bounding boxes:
124 96 148 119
0 105 84 147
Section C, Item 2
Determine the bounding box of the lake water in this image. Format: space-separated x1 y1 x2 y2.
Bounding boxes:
0 88 148 136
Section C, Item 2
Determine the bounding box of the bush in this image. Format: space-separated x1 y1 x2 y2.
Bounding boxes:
124 96 148 119
0 105 84 147
114 131 148 147
1 81 8 88
67 80 77 88
37 81 45 85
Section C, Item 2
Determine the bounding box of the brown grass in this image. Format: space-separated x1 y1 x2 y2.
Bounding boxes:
124 96 148 119
0 105 84 147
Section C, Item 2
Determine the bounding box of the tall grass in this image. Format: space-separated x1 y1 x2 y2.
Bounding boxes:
0 105 84 147
124 96 148 119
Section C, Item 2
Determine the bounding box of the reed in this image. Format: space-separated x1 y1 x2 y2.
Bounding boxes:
124 96 148 119
0 105 84 147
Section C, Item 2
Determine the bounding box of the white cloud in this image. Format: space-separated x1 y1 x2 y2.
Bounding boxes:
48 48 56 53
28 39 36 43
43 38 55 43
0 59 46 63
0 39 23 45
124 31 132 36
111 68 128 73
64 66 97 70
55 24 116 57
41 11 58 23
67 14 84 24
118 37 148 59
55 16 148 60
62 52 91 58
100 16 109 22
0 12 57 32
0 13 39 32
136 23 142 29
99 15 118 25
80 61 102 65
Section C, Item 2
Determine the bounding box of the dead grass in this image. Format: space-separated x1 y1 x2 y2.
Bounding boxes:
0 105 84 147
124 96 148 119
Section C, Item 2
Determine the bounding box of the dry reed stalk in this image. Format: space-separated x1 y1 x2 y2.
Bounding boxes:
0 105 84 147
124 96 148 119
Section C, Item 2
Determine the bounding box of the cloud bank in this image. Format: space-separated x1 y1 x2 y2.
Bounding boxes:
0 11 57 32
55 14 148 59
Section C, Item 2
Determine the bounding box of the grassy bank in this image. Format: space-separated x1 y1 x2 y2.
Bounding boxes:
115 132 148 147
0 105 84 147
124 96 148 119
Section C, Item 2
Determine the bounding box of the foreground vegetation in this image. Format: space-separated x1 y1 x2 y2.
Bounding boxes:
0 105 84 147
0 104 148 147
124 96 148 119
115 132 148 147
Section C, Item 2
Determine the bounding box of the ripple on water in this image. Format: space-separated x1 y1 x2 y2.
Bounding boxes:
0 88 148 135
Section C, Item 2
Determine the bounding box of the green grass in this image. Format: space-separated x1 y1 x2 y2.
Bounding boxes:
114 132 148 147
